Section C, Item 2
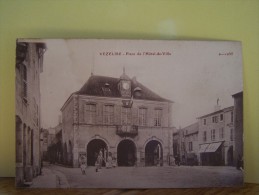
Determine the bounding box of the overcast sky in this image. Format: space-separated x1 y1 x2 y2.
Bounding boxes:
40 39 243 129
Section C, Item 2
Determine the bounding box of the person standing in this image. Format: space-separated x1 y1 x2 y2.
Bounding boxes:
95 150 104 172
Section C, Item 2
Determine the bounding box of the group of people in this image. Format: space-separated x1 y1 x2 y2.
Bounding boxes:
80 150 116 175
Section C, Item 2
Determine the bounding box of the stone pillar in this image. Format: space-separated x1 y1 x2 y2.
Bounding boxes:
16 116 23 186
163 147 169 166
136 147 141 166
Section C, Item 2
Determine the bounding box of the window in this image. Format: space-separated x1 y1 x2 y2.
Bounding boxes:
203 119 206 125
104 105 114 124
21 64 27 102
203 131 207 142
181 142 185 151
230 128 234 141
154 109 162 126
188 142 193 151
220 114 224 121
212 116 218 123
211 129 216 141
84 104 96 124
122 107 131 125
231 111 234 123
219 127 224 139
138 108 147 126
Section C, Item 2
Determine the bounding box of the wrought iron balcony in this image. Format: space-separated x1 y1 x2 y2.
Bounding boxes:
116 125 138 137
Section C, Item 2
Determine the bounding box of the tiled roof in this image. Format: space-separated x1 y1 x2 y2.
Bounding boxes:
182 122 199 135
75 75 172 102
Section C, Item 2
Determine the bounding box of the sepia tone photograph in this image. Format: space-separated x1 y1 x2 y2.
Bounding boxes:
15 39 243 188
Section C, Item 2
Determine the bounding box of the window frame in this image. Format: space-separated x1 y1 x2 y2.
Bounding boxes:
103 104 114 125
154 108 162 127
138 107 147 126
84 103 96 124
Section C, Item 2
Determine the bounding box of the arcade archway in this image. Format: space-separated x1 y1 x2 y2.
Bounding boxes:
87 139 107 166
117 139 136 166
145 140 163 166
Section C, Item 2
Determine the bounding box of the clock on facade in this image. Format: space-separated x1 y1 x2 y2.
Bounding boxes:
122 82 130 90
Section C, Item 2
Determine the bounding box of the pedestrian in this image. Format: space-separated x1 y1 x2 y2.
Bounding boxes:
236 155 244 171
106 152 113 169
95 150 103 172
80 162 87 175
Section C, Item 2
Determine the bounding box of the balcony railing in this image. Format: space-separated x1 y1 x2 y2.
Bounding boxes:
116 125 138 137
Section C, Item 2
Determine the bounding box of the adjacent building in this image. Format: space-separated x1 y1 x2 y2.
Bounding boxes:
15 41 46 186
198 106 234 166
61 70 174 167
47 123 63 164
232 92 243 167
182 123 199 165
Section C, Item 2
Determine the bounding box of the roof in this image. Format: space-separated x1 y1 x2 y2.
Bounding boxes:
75 74 173 102
197 106 234 119
182 122 199 135
232 91 243 98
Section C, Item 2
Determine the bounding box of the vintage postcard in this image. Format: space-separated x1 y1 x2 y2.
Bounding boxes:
15 39 243 188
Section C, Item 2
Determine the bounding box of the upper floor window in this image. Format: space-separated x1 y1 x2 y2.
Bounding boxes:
122 107 131 125
154 109 162 127
212 116 218 123
220 114 224 121
231 111 234 123
211 129 216 141
203 119 206 125
219 127 224 139
203 131 207 142
21 64 27 102
188 142 193 151
84 104 96 124
103 105 114 124
138 107 147 126
230 128 234 141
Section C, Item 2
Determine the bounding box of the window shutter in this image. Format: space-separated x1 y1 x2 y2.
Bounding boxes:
114 105 121 125
96 103 103 124
132 108 138 125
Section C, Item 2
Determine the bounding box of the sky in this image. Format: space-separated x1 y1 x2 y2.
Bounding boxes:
40 39 243 129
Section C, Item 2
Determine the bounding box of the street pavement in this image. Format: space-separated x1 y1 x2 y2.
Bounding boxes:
30 164 243 188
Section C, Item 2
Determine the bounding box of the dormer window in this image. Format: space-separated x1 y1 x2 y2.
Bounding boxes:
134 87 142 98
102 83 111 96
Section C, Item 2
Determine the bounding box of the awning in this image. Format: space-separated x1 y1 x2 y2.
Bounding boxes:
205 142 223 153
199 143 210 153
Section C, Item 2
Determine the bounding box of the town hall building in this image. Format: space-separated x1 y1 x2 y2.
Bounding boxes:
61 70 174 167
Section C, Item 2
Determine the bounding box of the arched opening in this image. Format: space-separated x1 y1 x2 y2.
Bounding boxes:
87 139 107 166
117 139 136 166
145 140 163 166
16 116 22 163
227 146 234 166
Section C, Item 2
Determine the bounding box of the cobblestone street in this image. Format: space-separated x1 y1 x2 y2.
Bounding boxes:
31 163 243 188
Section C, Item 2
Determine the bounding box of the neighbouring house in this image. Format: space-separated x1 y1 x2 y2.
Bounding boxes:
15 41 46 186
198 105 234 166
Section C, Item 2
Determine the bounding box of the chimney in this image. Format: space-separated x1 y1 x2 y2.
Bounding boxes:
214 98 221 111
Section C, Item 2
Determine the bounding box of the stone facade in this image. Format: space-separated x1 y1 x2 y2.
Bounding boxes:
232 92 243 167
61 72 174 168
182 123 199 165
15 42 46 186
198 106 234 166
